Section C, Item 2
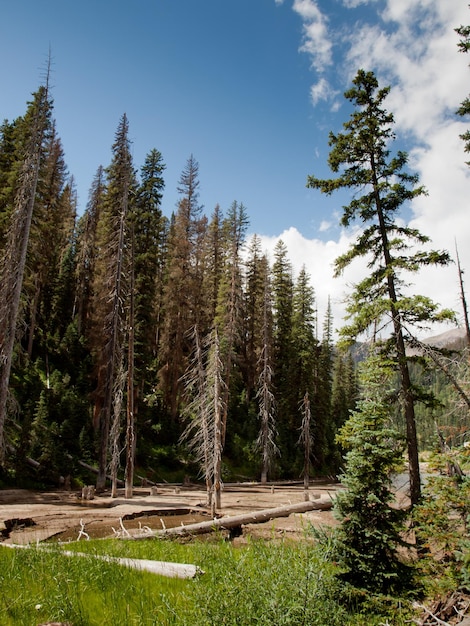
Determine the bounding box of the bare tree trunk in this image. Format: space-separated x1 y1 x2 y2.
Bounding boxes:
127 498 333 539
96 127 130 490
125 228 135 499
213 329 224 512
0 85 49 463
299 391 312 501
456 242 470 347
110 362 126 498
372 163 421 505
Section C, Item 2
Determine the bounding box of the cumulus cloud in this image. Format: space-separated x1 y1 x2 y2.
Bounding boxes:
341 0 377 6
255 227 369 335
293 0 332 72
277 0 470 337
319 219 332 232
309 77 338 105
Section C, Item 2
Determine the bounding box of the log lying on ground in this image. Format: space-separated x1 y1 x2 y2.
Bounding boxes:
125 495 333 539
61 552 203 578
2 544 202 579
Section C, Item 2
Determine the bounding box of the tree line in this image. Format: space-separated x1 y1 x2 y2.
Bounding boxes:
0 80 357 492
1 41 468 505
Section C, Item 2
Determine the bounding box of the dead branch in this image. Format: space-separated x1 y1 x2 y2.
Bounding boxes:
124 495 333 539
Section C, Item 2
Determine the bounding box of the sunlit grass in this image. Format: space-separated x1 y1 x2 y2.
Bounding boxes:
0 536 414 625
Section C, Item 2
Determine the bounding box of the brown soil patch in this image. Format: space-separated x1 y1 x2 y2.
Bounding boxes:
0 481 340 544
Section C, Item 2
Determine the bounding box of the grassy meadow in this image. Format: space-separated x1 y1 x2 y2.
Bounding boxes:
0 534 415 626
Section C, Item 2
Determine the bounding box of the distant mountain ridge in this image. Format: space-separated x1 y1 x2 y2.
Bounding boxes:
350 327 468 362
420 327 468 352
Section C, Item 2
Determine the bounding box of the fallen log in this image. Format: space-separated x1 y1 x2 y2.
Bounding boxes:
61 552 203 578
2 544 202 579
125 495 333 539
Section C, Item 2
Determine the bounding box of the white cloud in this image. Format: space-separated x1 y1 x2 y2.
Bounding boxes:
341 0 377 6
319 219 332 232
255 227 368 335
281 0 470 338
309 77 336 105
293 0 332 72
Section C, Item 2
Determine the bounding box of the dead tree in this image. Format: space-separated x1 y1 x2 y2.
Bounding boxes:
456 241 470 347
299 391 313 500
124 225 136 499
0 84 51 462
181 327 226 513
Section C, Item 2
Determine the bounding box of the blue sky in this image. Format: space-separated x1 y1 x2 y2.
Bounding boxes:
1 1 469 334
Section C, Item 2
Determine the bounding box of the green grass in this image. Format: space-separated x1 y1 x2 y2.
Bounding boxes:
0 536 415 625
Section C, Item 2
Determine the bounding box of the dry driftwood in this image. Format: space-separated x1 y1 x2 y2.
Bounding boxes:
125 495 333 539
2 544 202 579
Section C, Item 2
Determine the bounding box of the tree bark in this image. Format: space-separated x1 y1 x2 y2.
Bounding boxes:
0 87 49 463
125 496 332 539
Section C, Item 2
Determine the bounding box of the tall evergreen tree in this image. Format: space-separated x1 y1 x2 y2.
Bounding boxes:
290 266 320 472
307 69 453 504
244 234 268 403
75 166 106 337
332 353 412 594
0 83 52 463
92 113 135 489
271 239 294 473
254 253 277 483
318 299 335 473
160 155 205 418
456 14 470 164
215 201 248 446
132 149 168 434
24 124 75 359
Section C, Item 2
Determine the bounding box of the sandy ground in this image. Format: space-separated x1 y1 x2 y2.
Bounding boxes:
0 481 341 545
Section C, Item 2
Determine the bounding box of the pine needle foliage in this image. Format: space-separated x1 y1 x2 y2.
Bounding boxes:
332 353 414 595
456 10 470 164
307 69 454 504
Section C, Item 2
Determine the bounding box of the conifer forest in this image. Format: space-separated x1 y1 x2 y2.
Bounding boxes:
1 10 470 622
0 68 468 500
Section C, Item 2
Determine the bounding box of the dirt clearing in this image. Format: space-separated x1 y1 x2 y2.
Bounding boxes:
0 481 341 544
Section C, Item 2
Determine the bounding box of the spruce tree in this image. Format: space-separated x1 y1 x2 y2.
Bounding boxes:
0 84 52 463
307 69 453 504
333 353 412 594
254 254 277 483
290 266 319 473
132 149 168 445
456 13 470 163
215 201 248 445
74 166 106 337
160 155 206 418
271 240 294 474
92 113 135 489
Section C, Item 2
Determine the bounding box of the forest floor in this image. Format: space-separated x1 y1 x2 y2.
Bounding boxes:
0 479 351 545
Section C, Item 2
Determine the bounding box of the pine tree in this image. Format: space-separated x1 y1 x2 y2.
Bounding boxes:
24 124 76 359
244 234 268 403
131 148 168 471
332 353 412 594
215 201 248 445
92 114 135 489
456 13 470 164
0 83 52 463
318 299 336 473
160 155 205 418
307 69 453 504
181 326 226 511
255 255 278 483
290 266 319 472
75 166 106 337
271 240 295 473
